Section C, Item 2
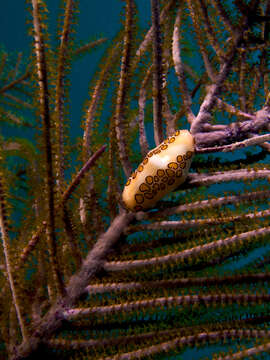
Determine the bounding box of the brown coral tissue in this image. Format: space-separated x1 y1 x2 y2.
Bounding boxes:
0 0 270 359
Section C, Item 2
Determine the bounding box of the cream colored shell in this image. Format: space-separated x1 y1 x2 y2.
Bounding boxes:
122 129 195 211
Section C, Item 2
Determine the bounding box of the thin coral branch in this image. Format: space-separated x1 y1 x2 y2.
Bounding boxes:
196 0 225 59
55 0 75 192
1 145 106 301
114 0 134 177
186 0 217 82
239 50 247 111
81 41 120 229
65 212 134 302
196 133 270 153
104 226 270 272
172 8 195 123
82 43 120 161
62 205 82 269
100 329 270 360
6 52 23 80
221 341 270 360
63 293 270 318
126 209 270 234
0 52 8 77
1 110 22 125
0 165 27 341
151 0 164 145
139 189 270 220
2 93 33 109
74 38 107 56
191 21 247 135
186 168 270 188
214 97 255 119
222 134 270 152
0 71 30 94
31 0 64 296
138 66 151 157
85 272 270 295
47 328 176 350
162 21 174 136
0 222 46 304
194 106 269 147
212 0 235 34
62 144 106 203
132 0 175 70
12 212 134 360
248 69 261 111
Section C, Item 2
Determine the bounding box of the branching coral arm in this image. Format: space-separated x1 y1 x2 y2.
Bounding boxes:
31 0 64 296
212 0 235 34
126 209 270 234
196 0 225 59
62 144 107 203
172 8 195 124
138 67 151 157
186 168 270 187
0 145 107 305
0 70 30 95
139 189 270 220
55 0 75 192
186 0 216 82
85 272 270 295
221 341 270 360
104 226 270 272
194 106 270 147
196 133 270 153
11 212 134 360
82 42 120 161
63 293 270 318
101 329 270 360
0 159 27 341
190 33 247 135
151 0 164 145
45 329 270 359
132 0 176 70
214 97 255 119
115 0 134 177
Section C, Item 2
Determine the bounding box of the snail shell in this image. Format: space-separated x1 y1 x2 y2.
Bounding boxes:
122 129 195 211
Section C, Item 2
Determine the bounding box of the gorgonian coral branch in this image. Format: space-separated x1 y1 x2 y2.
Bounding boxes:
172 8 195 124
138 67 151 157
139 189 270 220
103 226 270 272
196 133 270 153
85 272 270 295
0 70 30 95
115 0 134 177
63 293 270 319
12 212 134 360
222 341 270 360
0 155 27 341
151 0 164 145
126 209 270 234
196 0 225 59
62 144 107 203
186 168 270 187
212 0 235 34
132 0 175 70
31 0 64 296
102 329 270 360
55 0 75 191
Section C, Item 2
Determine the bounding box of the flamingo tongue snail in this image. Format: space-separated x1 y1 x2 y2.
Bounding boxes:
122 130 195 211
